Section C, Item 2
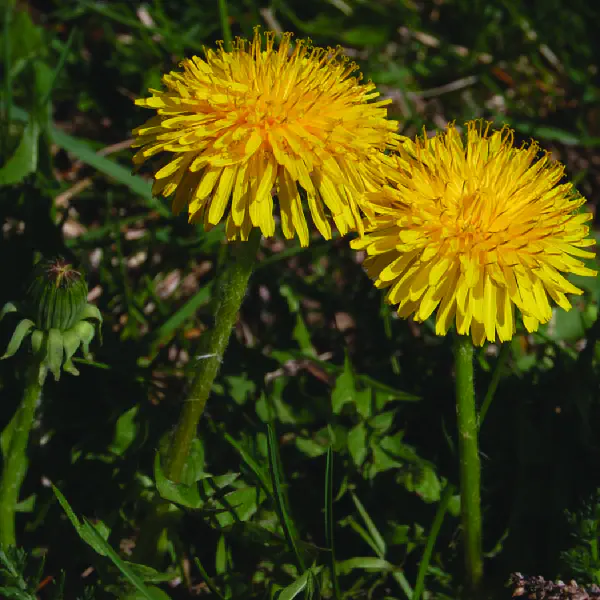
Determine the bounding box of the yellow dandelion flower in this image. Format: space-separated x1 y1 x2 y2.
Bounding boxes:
352 121 597 346
132 29 399 247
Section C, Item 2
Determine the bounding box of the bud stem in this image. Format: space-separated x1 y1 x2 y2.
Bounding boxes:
0 361 42 548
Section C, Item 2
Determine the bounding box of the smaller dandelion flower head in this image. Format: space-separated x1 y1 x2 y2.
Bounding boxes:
352 121 597 346
133 28 399 247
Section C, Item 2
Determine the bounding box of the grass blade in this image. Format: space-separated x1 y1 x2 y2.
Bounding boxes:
1 0 13 156
51 127 166 213
325 447 341 599
39 26 78 108
222 431 272 493
266 424 305 571
149 283 213 351
412 484 455 600
193 556 226 600
350 491 386 557
218 0 232 49
479 343 511 427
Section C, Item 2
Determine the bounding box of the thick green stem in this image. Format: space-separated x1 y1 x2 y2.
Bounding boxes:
453 334 483 595
165 230 261 483
0 363 42 548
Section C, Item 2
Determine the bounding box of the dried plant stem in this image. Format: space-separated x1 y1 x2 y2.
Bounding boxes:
453 334 483 594
0 363 42 548
165 229 261 483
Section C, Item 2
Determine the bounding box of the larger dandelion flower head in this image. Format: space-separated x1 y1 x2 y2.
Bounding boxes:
352 121 597 345
133 29 399 247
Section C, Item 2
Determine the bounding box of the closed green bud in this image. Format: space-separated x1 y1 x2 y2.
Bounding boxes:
24 259 89 332
0 257 102 384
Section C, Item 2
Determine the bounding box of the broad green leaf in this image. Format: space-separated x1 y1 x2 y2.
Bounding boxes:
280 285 315 355
347 422 368 467
355 388 372 419
0 119 39 185
331 355 355 414
214 487 264 527
275 567 322 600
121 588 171 600
109 405 139 456
225 374 255 405
368 411 395 434
295 436 329 458
402 465 442 503
153 452 202 509
337 556 396 574
122 562 173 583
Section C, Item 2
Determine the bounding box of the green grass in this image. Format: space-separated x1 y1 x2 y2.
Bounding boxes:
0 0 600 598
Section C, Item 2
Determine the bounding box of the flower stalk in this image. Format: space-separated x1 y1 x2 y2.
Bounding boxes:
453 333 483 594
165 229 262 482
0 362 42 548
0 258 101 547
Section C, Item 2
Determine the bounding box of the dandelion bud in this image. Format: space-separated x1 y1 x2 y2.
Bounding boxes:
24 258 89 332
0 257 102 383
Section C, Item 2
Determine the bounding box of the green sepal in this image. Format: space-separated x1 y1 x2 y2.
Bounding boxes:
0 302 18 322
62 329 81 376
30 330 44 356
73 321 95 357
63 359 79 376
80 303 103 344
1 318 35 359
45 328 64 381
80 303 103 323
